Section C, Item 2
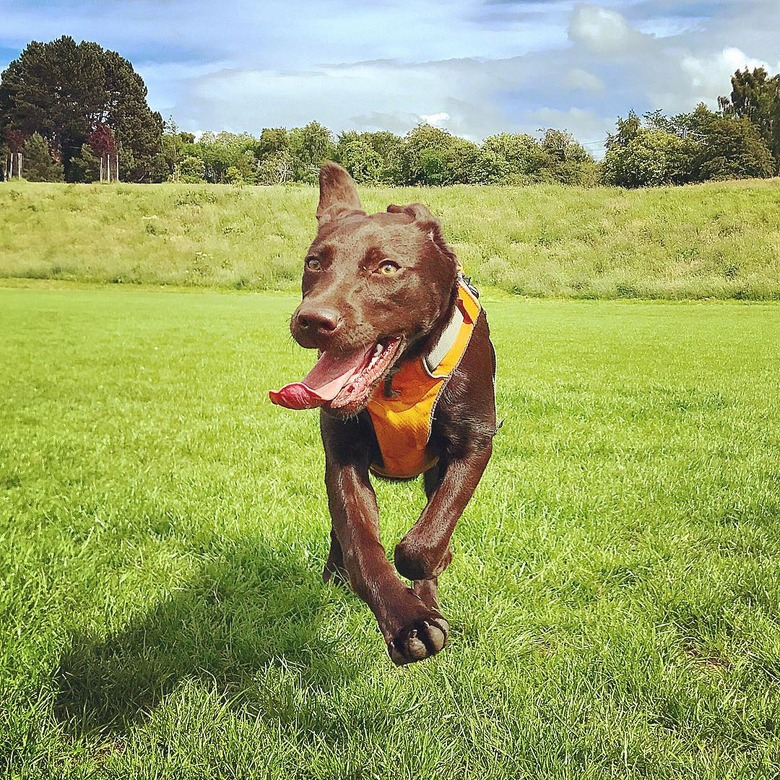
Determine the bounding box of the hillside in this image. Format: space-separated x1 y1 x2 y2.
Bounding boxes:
1 178 778 299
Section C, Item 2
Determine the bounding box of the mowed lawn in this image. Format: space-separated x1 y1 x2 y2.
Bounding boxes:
1 285 779 779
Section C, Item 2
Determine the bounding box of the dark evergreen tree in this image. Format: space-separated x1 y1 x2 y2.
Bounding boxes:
0 36 163 181
69 143 101 182
22 132 63 181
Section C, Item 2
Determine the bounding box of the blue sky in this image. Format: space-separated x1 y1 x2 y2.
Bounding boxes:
1 0 778 152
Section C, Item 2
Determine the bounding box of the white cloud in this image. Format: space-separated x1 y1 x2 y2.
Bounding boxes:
420 112 451 127
565 68 605 92
681 47 776 99
178 58 511 139
568 4 647 54
1 0 780 152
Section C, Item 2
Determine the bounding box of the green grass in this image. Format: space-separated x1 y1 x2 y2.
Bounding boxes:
2 285 780 778
1 178 779 299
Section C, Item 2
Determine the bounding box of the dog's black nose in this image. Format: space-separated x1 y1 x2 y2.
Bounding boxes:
297 307 339 334
293 306 342 347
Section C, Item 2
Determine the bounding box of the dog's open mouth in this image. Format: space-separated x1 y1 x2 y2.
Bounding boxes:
269 337 403 413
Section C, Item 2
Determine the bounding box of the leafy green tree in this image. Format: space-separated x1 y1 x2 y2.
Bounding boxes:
394 125 456 185
335 136 384 183
335 130 403 183
158 120 197 181
605 110 642 150
428 138 507 185
417 145 450 185
193 132 258 183
361 131 404 167
539 129 598 185
602 128 696 187
178 155 206 183
21 132 63 181
257 151 294 184
225 166 244 185
256 127 290 162
603 106 773 186
688 105 774 180
289 122 335 183
483 133 546 183
719 67 780 173
0 36 163 181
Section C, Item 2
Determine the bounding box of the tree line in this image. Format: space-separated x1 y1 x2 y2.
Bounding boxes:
602 67 779 186
157 122 599 187
1 36 778 188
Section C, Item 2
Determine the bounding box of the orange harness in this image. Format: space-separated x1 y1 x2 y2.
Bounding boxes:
366 280 482 479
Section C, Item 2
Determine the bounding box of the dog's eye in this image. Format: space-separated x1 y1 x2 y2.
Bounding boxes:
379 260 400 276
305 257 322 272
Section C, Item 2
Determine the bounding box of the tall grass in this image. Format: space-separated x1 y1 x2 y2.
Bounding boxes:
1 178 779 298
2 286 779 778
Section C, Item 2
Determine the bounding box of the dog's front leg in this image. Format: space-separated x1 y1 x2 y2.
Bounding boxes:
321 413 450 665
394 444 493 606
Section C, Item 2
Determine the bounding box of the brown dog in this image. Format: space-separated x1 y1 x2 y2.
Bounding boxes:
270 162 496 664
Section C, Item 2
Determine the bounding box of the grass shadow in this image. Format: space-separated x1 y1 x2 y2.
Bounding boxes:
54 537 358 737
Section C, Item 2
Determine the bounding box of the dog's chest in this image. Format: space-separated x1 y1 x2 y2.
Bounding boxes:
366 281 481 479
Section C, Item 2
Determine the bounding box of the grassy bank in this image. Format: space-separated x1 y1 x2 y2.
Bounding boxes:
2 287 779 778
1 178 779 298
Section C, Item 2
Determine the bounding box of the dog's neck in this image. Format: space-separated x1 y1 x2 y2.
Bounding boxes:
382 274 477 399
402 275 460 361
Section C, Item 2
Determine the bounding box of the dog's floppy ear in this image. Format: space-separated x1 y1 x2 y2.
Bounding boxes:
386 202 438 228
317 162 363 224
387 203 462 271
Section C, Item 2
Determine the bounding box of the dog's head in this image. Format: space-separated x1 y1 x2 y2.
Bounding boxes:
270 162 460 417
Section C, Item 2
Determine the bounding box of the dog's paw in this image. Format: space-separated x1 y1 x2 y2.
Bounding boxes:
387 616 449 666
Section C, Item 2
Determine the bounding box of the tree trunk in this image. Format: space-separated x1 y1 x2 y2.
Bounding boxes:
116 153 119 183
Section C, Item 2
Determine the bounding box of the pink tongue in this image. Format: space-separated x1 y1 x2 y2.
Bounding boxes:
269 346 371 410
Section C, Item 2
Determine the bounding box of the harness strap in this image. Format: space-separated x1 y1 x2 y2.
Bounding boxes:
367 279 482 478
